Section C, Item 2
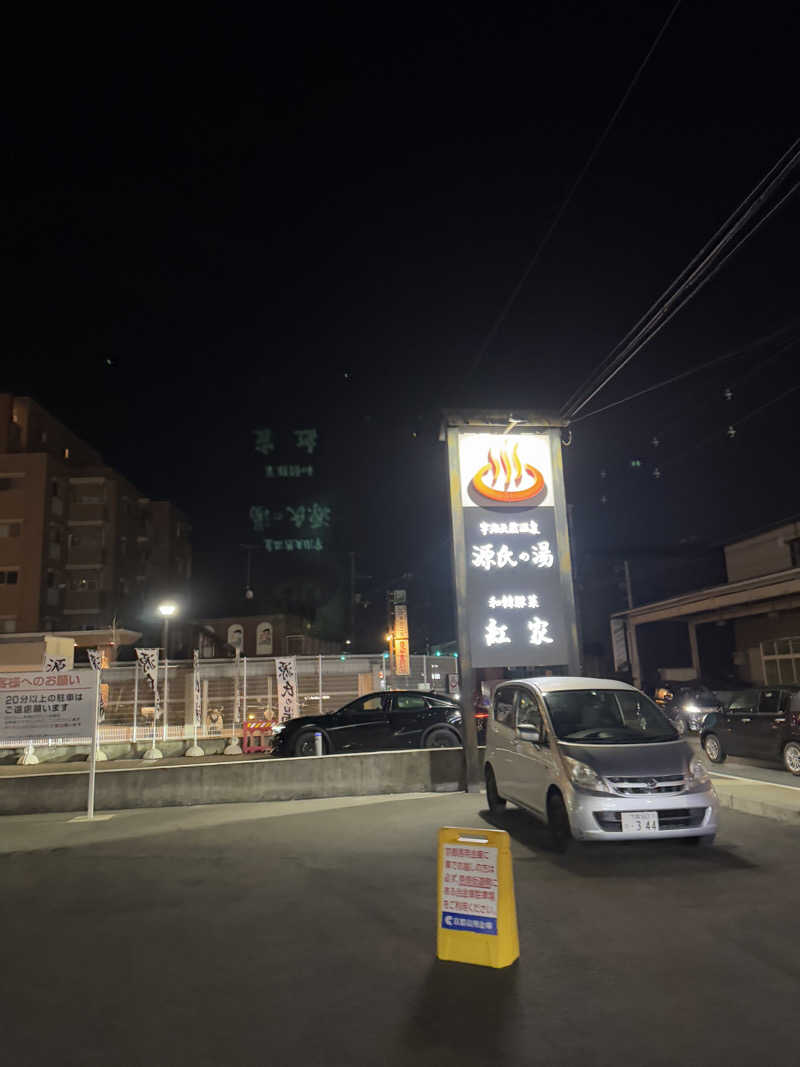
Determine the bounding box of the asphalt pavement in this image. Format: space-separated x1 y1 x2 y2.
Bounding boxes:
2 791 800 1066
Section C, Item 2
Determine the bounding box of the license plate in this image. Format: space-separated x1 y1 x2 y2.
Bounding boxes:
621 811 659 833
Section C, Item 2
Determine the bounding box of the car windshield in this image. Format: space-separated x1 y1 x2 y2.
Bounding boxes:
543 689 679 744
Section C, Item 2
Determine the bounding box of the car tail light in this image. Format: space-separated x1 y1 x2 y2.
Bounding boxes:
474 712 488 720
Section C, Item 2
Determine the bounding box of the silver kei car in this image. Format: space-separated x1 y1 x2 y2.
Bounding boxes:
484 677 719 849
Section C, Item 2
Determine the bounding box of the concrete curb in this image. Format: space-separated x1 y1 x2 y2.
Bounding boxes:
713 785 800 825
0 746 471 816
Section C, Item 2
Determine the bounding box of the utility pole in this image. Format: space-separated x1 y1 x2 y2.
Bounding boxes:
623 560 634 610
348 551 356 639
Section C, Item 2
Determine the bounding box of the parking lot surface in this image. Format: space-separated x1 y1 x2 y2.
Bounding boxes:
2 792 799 1066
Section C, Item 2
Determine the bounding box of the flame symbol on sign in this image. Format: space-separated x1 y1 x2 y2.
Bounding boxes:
472 440 545 504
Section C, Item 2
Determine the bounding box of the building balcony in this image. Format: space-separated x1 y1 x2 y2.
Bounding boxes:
64 590 106 613
66 546 106 566
68 502 107 523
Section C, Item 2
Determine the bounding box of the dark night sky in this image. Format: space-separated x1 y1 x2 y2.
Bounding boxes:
6 3 800 645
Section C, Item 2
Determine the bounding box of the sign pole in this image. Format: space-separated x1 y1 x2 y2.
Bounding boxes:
224 649 244 754
162 644 169 743
185 650 204 758
132 660 139 750
87 668 100 819
446 425 481 792
193 656 200 749
547 428 581 675
243 656 248 722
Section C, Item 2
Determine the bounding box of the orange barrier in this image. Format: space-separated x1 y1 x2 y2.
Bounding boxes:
242 720 274 755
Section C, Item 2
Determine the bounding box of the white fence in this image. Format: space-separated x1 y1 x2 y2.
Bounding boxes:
0 654 459 749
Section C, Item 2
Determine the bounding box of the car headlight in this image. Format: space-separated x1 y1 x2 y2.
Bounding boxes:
682 703 700 715
688 755 711 791
563 756 610 794
271 724 285 735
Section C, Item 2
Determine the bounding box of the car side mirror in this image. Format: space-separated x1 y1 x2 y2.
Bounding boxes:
518 723 542 744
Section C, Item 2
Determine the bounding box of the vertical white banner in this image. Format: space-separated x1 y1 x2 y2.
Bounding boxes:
135 648 160 690
193 650 201 724
275 657 299 721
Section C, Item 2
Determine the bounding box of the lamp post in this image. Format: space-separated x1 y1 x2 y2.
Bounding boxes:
158 602 177 745
386 632 393 687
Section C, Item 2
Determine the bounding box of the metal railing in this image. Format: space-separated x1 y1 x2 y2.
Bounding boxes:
0 653 459 749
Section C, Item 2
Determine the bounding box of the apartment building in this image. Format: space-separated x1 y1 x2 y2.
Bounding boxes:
0 394 190 634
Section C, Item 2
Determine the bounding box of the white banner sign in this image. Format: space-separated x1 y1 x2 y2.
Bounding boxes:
135 648 159 688
610 617 630 673
86 648 102 671
0 671 98 742
275 657 299 721
193 650 202 724
43 654 68 674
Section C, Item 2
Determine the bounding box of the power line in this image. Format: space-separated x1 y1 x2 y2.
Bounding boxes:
467 0 683 380
646 334 800 458
561 136 800 419
570 322 800 424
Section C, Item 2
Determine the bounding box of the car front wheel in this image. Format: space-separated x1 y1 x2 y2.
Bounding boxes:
702 733 726 763
485 765 506 813
547 791 571 852
294 732 322 757
783 741 800 776
424 728 459 748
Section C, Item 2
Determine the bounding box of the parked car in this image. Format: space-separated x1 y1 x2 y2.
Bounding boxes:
270 690 485 757
653 681 722 735
484 676 718 849
700 686 800 775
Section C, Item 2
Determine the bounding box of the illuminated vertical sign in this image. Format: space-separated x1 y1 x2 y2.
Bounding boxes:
447 424 579 671
394 603 410 676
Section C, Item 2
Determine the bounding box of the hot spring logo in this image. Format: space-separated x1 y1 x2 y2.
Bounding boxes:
471 440 546 504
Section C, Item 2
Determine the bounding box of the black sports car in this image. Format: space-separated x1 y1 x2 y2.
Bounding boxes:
270 689 483 757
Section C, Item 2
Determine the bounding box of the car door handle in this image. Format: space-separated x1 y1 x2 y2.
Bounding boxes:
773 717 786 723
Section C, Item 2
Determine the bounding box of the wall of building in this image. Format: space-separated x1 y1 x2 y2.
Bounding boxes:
0 394 191 634
724 522 800 582
0 452 50 632
734 608 800 650
194 615 340 657
732 608 800 683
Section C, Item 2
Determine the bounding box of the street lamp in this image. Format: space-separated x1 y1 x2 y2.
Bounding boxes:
158 602 177 744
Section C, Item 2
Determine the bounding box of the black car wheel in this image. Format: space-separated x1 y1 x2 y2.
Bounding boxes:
424 727 459 748
485 765 506 813
783 741 800 776
294 731 323 757
547 791 571 853
702 733 726 763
